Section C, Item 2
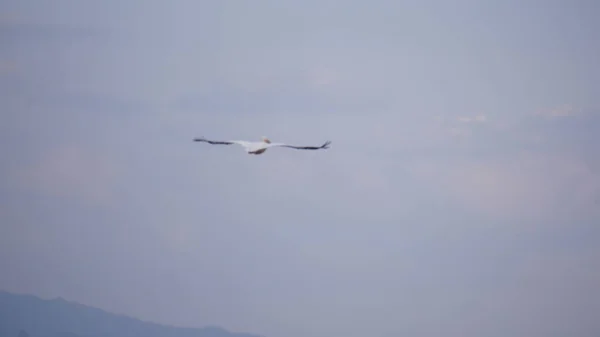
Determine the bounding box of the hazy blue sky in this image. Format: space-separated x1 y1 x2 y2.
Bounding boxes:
1 1 599 337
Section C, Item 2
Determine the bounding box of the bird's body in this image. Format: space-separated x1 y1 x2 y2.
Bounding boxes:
193 136 331 155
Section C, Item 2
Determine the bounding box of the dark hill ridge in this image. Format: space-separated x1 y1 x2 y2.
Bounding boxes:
0 290 264 337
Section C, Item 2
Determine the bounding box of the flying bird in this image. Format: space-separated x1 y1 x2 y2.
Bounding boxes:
193 136 331 155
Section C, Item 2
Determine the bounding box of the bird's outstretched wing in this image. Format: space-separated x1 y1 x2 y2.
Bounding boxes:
271 140 331 150
193 137 235 145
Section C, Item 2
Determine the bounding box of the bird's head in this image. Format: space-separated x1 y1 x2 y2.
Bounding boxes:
261 136 271 144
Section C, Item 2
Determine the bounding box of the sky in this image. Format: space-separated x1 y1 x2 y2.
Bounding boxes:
1 1 599 337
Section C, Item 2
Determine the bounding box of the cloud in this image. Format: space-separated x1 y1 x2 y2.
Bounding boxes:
533 104 580 118
412 109 600 222
463 154 593 219
10 145 120 206
434 114 489 140
457 114 486 123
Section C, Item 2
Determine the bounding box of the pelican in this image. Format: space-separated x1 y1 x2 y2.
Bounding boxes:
193 136 331 155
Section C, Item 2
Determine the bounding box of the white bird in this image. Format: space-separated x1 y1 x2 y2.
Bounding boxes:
193 136 331 155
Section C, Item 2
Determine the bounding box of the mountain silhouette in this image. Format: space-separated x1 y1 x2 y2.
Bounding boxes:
0 290 264 337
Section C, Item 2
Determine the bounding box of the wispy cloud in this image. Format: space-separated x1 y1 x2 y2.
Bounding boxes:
411 152 599 221
534 104 580 118
11 145 120 206
457 114 486 123
413 106 600 222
